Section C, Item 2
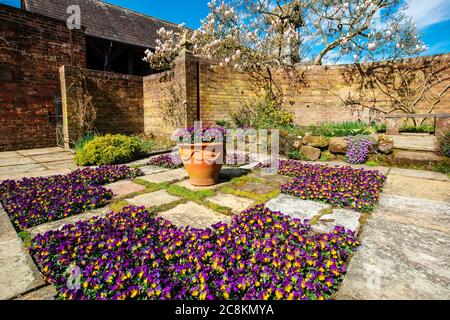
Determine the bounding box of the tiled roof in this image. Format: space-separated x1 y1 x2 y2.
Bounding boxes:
23 0 181 48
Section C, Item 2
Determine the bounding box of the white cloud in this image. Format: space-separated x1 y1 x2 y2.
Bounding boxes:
405 0 450 28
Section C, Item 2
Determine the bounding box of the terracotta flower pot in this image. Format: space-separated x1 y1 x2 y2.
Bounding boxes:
178 142 226 186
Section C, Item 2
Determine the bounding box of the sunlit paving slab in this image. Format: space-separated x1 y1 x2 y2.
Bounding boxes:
41 159 78 171
104 180 146 198
0 207 44 300
0 151 20 158
15 147 66 156
375 194 450 235
14 285 56 300
159 202 232 229
0 156 37 167
389 167 450 182
30 152 74 163
383 174 450 202
126 190 181 208
27 206 112 238
138 165 169 175
207 193 254 213
265 194 329 221
336 217 450 300
139 168 188 184
0 163 47 176
312 209 361 234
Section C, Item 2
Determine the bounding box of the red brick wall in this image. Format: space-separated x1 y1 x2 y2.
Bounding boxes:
0 4 86 151
60 66 144 147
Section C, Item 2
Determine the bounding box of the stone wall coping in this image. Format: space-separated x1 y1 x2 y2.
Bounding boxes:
384 114 450 119
62 65 143 81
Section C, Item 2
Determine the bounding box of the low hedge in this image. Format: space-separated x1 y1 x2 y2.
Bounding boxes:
75 134 142 166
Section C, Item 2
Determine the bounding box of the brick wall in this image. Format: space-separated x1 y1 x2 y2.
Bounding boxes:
0 4 86 151
60 66 144 147
198 54 450 127
143 52 449 137
143 50 199 136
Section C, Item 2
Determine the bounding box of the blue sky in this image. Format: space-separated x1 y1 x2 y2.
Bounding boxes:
1 0 449 56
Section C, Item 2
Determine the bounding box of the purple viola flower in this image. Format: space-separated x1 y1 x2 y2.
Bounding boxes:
29 205 359 300
0 165 143 231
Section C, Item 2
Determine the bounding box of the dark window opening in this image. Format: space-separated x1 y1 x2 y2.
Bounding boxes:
86 36 153 76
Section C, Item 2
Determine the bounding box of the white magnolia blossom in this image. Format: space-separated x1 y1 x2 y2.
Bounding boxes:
144 0 425 71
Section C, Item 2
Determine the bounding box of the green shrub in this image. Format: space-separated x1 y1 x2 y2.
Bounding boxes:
231 96 294 129
75 132 96 151
252 96 294 129
75 134 142 166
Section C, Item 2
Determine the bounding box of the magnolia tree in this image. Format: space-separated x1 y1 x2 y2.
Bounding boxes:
144 0 427 109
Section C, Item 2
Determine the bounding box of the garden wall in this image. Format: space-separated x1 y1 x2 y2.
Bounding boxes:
60 66 144 148
198 54 450 127
0 4 86 151
143 50 199 136
143 51 450 136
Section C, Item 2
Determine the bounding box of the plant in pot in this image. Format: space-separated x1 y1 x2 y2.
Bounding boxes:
174 126 227 186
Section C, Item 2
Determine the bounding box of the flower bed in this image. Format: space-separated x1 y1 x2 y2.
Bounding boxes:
345 135 374 164
0 165 143 231
148 153 183 169
274 160 385 211
30 205 358 300
148 152 250 169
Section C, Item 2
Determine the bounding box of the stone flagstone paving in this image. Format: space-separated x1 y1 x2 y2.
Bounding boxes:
207 193 255 213
158 202 232 229
0 206 44 300
104 180 146 198
139 168 188 184
126 190 181 208
0 148 449 300
336 173 450 300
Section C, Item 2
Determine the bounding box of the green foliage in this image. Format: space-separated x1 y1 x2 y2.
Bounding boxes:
438 132 450 158
75 134 142 166
231 96 294 129
433 160 450 174
399 124 435 133
288 150 305 160
215 119 232 128
167 185 215 201
371 123 386 133
139 137 156 153
320 151 333 161
365 160 380 167
75 132 96 151
18 231 32 247
231 105 253 128
309 121 374 137
252 97 294 129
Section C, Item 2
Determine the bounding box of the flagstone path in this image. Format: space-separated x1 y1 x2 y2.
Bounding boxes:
0 148 449 300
